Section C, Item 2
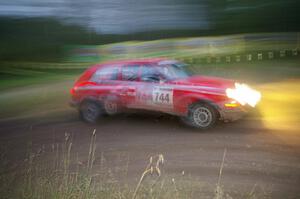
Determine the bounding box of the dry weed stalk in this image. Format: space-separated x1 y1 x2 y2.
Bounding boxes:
248 183 257 198
87 129 97 173
215 148 227 199
172 178 179 199
132 154 164 199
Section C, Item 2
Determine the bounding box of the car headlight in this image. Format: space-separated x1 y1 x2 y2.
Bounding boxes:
226 83 261 107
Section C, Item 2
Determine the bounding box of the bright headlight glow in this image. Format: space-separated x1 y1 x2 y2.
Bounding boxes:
226 83 261 107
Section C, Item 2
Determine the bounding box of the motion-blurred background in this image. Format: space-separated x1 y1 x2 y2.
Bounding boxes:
0 0 300 61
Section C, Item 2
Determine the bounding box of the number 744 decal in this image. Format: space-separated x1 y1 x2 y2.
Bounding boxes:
152 87 173 106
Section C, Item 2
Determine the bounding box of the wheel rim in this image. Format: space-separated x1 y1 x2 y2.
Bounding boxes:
104 101 117 115
193 106 212 127
82 103 99 121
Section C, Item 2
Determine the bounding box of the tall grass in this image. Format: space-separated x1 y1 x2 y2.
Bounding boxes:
0 130 267 199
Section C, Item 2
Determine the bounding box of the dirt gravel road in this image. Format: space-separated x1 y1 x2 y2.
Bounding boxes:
0 108 299 198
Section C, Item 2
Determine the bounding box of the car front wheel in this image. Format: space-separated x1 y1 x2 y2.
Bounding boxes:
181 103 218 129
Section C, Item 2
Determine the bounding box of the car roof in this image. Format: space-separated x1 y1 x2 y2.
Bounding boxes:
91 58 178 70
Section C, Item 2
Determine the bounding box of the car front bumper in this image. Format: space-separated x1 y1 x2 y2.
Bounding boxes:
217 103 252 122
219 108 247 121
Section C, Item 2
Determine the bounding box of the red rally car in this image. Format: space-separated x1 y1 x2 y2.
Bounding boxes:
70 58 261 129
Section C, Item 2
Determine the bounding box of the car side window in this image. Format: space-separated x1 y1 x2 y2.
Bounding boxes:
90 66 119 82
140 65 163 83
121 65 139 81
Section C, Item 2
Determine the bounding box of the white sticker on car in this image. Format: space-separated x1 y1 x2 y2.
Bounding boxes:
152 87 173 106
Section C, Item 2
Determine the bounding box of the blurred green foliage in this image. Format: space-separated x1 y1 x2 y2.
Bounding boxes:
213 0 300 33
0 0 299 62
0 18 100 62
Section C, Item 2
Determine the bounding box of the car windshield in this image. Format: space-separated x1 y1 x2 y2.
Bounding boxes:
157 62 194 80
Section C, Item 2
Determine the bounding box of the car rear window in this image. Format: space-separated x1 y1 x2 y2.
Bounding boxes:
90 66 119 82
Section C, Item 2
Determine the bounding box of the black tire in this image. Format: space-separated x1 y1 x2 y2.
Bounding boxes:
181 103 218 130
79 100 103 123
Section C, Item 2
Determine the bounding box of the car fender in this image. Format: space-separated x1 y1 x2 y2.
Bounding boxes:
174 93 221 115
80 96 102 107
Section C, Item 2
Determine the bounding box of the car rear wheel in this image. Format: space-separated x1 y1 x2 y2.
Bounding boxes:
103 98 120 115
181 103 218 129
79 101 103 123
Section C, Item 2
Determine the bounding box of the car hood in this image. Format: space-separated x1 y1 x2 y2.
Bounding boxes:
170 75 235 93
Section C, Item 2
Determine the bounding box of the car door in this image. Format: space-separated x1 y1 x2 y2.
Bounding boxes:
136 65 174 113
119 64 140 108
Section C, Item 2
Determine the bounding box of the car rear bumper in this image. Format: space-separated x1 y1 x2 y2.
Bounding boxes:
69 100 79 108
